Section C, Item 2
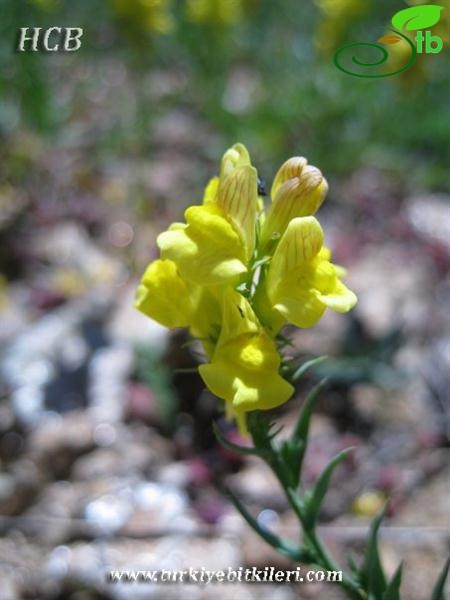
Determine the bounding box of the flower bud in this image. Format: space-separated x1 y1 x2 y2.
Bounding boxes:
217 143 258 260
220 143 251 178
270 156 308 198
261 160 328 249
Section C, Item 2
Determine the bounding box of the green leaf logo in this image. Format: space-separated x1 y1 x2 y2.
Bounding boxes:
392 5 444 31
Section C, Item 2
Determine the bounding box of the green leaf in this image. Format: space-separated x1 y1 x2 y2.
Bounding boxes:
347 551 360 578
225 485 311 562
361 505 388 598
293 378 327 444
280 438 305 488
285 379 328 487
213 421 271 458
291 356 328 381
382 562 403 600
431 556 450 600
304 447 355 529
392 5 444 32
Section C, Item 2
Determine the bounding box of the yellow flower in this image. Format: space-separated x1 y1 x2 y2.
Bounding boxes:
135 144 358 434
199 289 294 433
260 157 328 249
157 143 258 286
266 217 357 328
135 258 222 353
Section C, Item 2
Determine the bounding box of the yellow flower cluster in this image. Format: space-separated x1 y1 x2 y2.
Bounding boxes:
136 144 357 432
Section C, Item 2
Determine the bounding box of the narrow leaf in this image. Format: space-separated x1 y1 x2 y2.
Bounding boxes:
213 422 271 458
431 556 450 600
382 562 403 600
292 355 328 381
304 447 355 528
280 438 304 488
293 379 328 444
290 379 329 485
378 35 402 44
225 486 310 562
361 504 388 598
392 5 443 32
347 551 360 577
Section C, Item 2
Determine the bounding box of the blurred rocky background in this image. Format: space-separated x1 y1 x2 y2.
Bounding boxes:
0 0 449 598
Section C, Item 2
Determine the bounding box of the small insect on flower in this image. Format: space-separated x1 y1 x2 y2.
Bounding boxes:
257 176 267 197
135 143 357 433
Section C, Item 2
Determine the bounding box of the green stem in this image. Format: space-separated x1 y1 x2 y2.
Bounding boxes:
268 447 366 599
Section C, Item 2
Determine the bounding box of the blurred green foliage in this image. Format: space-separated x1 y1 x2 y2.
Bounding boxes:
0 0 448 187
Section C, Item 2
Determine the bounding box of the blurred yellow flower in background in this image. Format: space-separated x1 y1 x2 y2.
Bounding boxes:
314 0 367 54
186 0 245 25
112 0 174 34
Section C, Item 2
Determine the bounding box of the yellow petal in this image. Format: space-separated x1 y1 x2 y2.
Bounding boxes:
265 216 357 328
199 355 293 414
218 144 258 259
317 279 358 312
189 285 222 341
135 259 193 328
203 177 219 204
217 287 260 342
252 277 287 336
273 293 326 328
157 204 247 285
232 371 294 412
199 334 293 415
198 287 294 426
199 361 236 406
267 217 324 294
318 246 331 261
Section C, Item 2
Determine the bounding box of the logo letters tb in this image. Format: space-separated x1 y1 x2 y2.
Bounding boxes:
415 30 443 53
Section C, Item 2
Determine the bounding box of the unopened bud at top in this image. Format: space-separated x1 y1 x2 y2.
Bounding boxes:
270 156 308 198
260 158 328 249
217 143 258 259
220 143 252 178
